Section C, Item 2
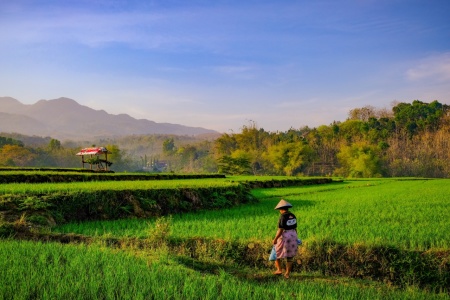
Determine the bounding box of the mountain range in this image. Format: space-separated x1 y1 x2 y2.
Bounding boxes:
0 97 219 140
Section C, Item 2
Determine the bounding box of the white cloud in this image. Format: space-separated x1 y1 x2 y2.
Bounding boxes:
406 52 450 82
214 65 254 74
0 5 209 49
274 98 319 109
0 2 331 51
212 65 258 80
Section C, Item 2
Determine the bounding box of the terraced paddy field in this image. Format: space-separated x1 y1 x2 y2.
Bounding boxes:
1 176 449 299
55 178 449 249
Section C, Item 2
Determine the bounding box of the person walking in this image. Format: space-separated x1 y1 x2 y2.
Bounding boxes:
272 199 298 279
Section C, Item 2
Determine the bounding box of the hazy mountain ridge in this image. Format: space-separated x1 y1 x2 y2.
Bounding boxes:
0 97 219 140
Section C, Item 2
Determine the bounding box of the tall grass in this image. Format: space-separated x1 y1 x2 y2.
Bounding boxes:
0 179 239 194
54 179 450 250
1 240 447 300
0 175 325 194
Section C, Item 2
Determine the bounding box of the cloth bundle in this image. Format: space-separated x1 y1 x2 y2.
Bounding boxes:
269 239 302 261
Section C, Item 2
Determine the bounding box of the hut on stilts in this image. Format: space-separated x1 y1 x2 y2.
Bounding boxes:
76 147 112 171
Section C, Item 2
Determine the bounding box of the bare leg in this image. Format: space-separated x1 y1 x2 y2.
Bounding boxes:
285 261 293 278
273 259 282 274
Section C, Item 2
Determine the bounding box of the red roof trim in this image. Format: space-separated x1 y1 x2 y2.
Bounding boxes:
76 147 108 156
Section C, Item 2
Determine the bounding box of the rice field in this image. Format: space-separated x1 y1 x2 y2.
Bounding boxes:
0 178 240 194
55 178 450 251
0 175 310 194
2 177 449 299
1 240 448 300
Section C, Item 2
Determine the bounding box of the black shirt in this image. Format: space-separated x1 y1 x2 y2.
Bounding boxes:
278 211 297 230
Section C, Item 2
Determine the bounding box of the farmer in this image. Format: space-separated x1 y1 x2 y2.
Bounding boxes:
272 199 298 279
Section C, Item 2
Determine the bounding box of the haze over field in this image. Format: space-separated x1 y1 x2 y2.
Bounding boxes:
1 0 449 133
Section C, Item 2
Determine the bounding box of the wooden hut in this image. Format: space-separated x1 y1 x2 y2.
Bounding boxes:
76 147 111 171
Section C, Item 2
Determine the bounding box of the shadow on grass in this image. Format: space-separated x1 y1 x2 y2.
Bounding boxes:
172 255 339 284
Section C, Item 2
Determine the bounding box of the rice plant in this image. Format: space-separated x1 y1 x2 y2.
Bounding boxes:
0 178 240 195
1 240 447 300
54 179 450 251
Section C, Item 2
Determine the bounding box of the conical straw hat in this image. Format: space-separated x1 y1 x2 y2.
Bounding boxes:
274 199 293 210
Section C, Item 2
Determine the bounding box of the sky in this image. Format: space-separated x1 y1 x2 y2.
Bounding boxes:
1 0 450 133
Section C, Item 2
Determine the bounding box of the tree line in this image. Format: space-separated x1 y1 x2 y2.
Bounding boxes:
212 100 449 177
1 100 449 178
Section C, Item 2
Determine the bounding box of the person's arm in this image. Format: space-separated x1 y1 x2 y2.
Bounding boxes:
273 228 284 244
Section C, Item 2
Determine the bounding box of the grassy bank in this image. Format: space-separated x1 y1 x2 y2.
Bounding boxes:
0 177 331 226
0 170 226 184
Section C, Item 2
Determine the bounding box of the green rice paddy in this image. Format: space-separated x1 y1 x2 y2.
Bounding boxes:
1 177 449 299
0 178 239 194
55 178 450 251
1 240 448 300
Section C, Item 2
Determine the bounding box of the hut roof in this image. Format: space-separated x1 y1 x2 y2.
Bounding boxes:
76 147 108 156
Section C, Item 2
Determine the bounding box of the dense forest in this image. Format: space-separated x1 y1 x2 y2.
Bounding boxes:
1 100 449 178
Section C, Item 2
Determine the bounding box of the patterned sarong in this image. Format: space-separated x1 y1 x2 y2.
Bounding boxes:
275 229 298 259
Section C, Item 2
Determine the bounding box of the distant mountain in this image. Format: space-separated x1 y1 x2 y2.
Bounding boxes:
0 97 219 140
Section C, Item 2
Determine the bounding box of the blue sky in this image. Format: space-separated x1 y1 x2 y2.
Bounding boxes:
1 0 449 133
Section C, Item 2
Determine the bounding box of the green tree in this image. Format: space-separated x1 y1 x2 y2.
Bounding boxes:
234 122 268 174
214 133 237 157
265 140 311 176
305 124 339 175
175 145 197 172
162 138 176 156
105 144 132 171
217 155 251 175
0 144 36 167
393 100 447 137
47 139 62 151
214 122 269 174
0 136 24 148
335 142 382 178
338 119 365 142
